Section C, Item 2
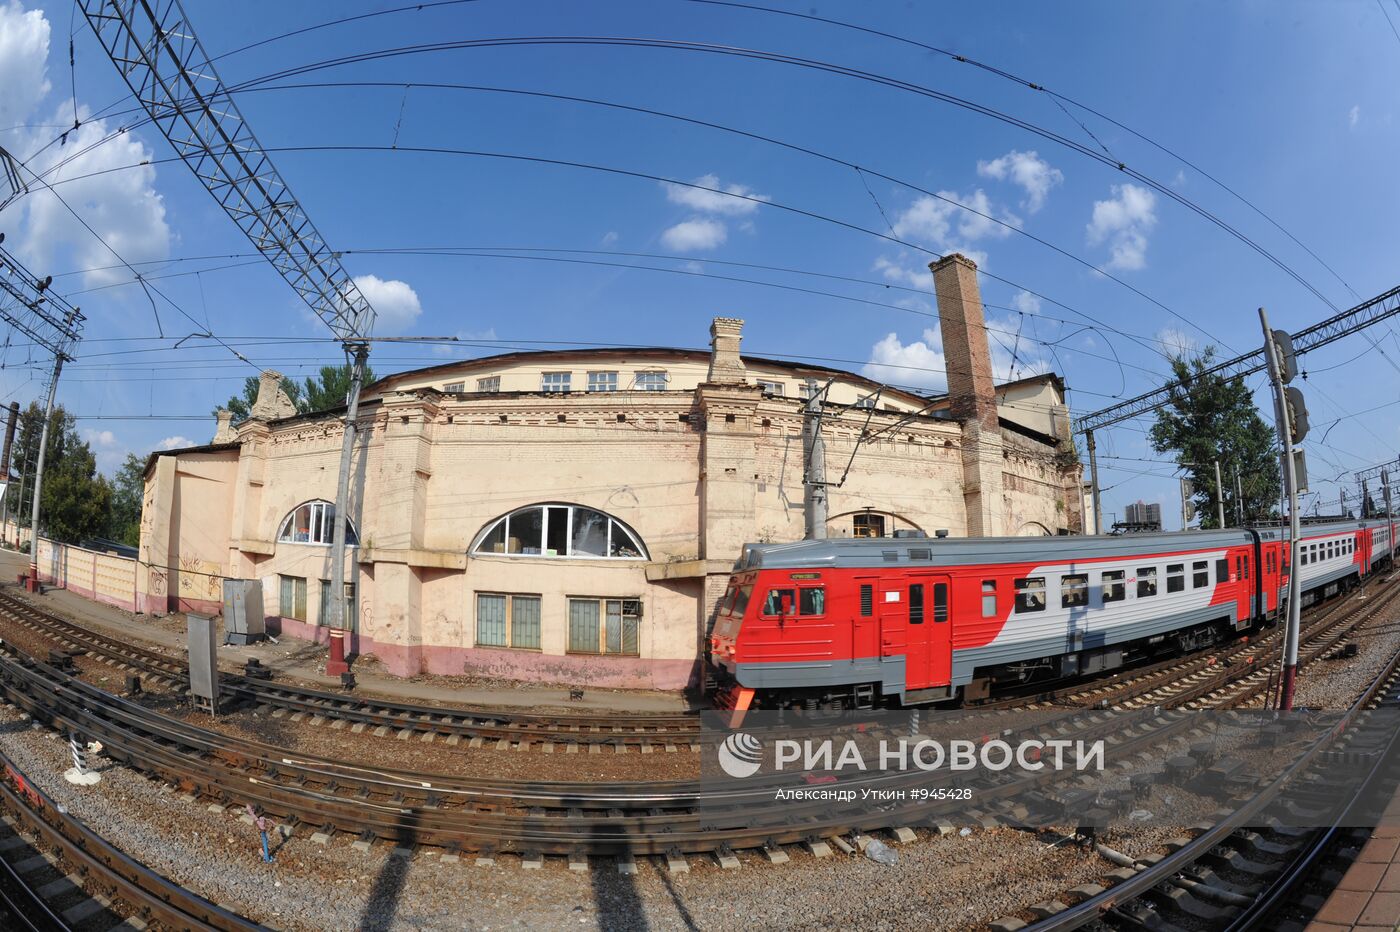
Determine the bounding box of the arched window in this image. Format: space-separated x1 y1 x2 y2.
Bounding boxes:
277 500 359 546
471 504 648 560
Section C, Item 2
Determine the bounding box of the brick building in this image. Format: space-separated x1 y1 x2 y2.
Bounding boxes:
139 255 1084 689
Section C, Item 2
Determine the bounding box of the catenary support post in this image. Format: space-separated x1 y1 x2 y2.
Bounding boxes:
325 342 369 677
1259 307 1302 710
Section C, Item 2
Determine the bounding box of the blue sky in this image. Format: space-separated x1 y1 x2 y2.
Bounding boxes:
0 0 1396 528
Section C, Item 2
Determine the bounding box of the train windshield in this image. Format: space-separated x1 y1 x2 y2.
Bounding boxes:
729 583 754 617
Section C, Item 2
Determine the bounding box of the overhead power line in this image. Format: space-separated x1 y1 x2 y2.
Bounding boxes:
1076 283 1400 434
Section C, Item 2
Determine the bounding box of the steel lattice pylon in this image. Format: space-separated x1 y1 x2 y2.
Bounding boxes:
1076 283 1400 435
0 243 83 361
79 0 374 341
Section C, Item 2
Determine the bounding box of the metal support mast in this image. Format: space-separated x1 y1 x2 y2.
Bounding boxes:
802 378 828 540
1214 460 1226 528
1077 283 1400 435
1087 430 1102 534
80 0 378 676
0 238 84 578
1260 308 1305 711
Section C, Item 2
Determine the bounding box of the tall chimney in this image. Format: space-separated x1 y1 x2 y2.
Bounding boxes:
707 317 747 384
931 254 1004 537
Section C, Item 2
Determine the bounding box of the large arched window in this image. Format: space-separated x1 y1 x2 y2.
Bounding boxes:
472 504 648 560
277 500 359 546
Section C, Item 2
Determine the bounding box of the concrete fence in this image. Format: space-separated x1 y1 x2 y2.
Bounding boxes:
2 521 141 613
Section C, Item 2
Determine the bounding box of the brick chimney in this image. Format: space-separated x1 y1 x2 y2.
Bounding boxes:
250 370 298 420
707 317 747 384
931 254 1004 537
212 408 235 444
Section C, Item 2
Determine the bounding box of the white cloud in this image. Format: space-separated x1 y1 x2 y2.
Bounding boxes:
1086 183 1158 271
1349 104 1360 129
600 231 619 246
977 150 1063 213
158 436 193 450
890 189 1014 245
661 217 726 251
873 255 928 288
1172 169 1187 187
432 327 499 357
1009 290 1042 314
1156 327 1197 360
662 173 769 216
352 274 422 334
1 3 170 288
863 329 947 391
862 318 1045 392
0 0 50 125
82 428 116 448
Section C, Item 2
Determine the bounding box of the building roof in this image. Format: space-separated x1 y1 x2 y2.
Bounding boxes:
362 345 934 407
143 442 239 478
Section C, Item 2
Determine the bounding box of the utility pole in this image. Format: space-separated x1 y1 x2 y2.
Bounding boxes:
1214 460 1226 528
324 342 368 678
1087 429 1102 534
28 304 83 589
1260 308 1307 711
0 401 18 539
1234 463 1244 526
802 378 828 540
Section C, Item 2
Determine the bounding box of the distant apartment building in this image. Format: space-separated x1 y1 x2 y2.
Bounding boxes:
1124 500 1162 529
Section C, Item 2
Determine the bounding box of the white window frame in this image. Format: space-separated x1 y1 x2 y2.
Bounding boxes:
470 503 649 561
477 376 500 393
635 370 668 391
541 372 572 393
443 382 465 393
756 379 784 396
276 500 359 547
587 371 619 393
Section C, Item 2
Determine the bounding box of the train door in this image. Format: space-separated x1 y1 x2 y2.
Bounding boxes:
901 573 952 690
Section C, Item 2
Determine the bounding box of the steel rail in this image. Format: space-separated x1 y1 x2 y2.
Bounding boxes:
0 588 697 745
0 747 259 930
1018 621 1400 930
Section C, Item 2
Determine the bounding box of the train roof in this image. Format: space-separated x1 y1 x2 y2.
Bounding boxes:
740 519 1392 571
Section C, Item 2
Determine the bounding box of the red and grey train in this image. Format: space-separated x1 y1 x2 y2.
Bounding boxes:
707 518 1396 710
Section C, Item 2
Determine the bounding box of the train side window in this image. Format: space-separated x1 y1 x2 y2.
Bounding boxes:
909 584 925 624
1244 556 1250 579
1137 567 1158 597
1061 574 1088 608
1014 577 1046 613
761 588 796 616
799 588 825 616
1192 561 1209 588
1102 570 1125 603
1216 559 1229 584
981 580 997 618
859 584 873 617
933 583 948 622
1167 563 1185 593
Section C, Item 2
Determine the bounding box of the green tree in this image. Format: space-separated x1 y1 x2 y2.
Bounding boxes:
107 452 146 547
301 363 376 413
217 374 304 423
216 364 374 423
4 402 112 543
1150 350 1281 529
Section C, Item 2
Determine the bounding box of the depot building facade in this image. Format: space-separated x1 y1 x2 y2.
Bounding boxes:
138 255 1085 690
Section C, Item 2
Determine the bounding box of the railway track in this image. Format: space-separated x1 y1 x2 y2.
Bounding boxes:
0 743 259 931
0 587 698 750
0 579 1391 869
985 590 1400 931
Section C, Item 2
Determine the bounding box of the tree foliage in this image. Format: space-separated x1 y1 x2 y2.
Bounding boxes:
4 402 111 543
107 452 146 547
217 364 375 423
1150 350 1280 529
